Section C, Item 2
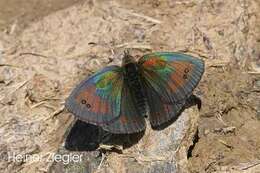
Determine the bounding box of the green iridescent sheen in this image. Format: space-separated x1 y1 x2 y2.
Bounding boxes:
96 71 114 89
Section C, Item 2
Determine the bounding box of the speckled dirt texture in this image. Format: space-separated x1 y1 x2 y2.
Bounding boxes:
0 0 259 173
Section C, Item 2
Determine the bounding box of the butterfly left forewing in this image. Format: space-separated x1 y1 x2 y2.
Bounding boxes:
65 65 123 125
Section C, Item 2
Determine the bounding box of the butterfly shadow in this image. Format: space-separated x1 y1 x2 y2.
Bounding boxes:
64 95 201 152
64 120 145 152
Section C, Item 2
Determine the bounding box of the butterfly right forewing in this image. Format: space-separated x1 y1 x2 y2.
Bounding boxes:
139 52 204 126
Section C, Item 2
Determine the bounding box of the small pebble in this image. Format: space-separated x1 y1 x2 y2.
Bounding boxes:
204 129 210 135
255 80 260 88
257 110 260 121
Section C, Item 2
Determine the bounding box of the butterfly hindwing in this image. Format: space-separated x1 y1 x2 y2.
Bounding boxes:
65 65 123 125
139 52 204 126
143 78 186 126
102 81 146 134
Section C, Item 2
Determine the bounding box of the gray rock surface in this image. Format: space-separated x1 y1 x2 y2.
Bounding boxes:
50 108 199 173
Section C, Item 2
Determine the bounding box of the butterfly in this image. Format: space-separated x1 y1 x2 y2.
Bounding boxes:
65 51 204 134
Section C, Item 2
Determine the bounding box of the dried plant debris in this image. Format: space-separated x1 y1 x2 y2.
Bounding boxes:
0 0 259 173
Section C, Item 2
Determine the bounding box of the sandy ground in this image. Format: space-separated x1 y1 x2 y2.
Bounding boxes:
0 0 259 172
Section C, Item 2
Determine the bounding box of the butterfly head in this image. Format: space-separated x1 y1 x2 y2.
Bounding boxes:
122 50 136 66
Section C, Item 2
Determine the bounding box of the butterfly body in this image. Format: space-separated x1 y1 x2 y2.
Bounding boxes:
65 52 204 134
122 56 148 118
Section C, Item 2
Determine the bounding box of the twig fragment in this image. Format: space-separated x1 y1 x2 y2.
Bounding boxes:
218 139 233 150
97 152 106 170
248 71 260 74
214 126 236 134
0 63 22 68
240 161 260 170
30 101 46 109
115 42 152 50
0 79 29 101
215 112 228 126
121 9 162 24
19 52 57 59
98 144 123 151
47 105 65 120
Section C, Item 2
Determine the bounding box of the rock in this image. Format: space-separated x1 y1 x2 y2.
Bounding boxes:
101 108 199 173
50 105 200 173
